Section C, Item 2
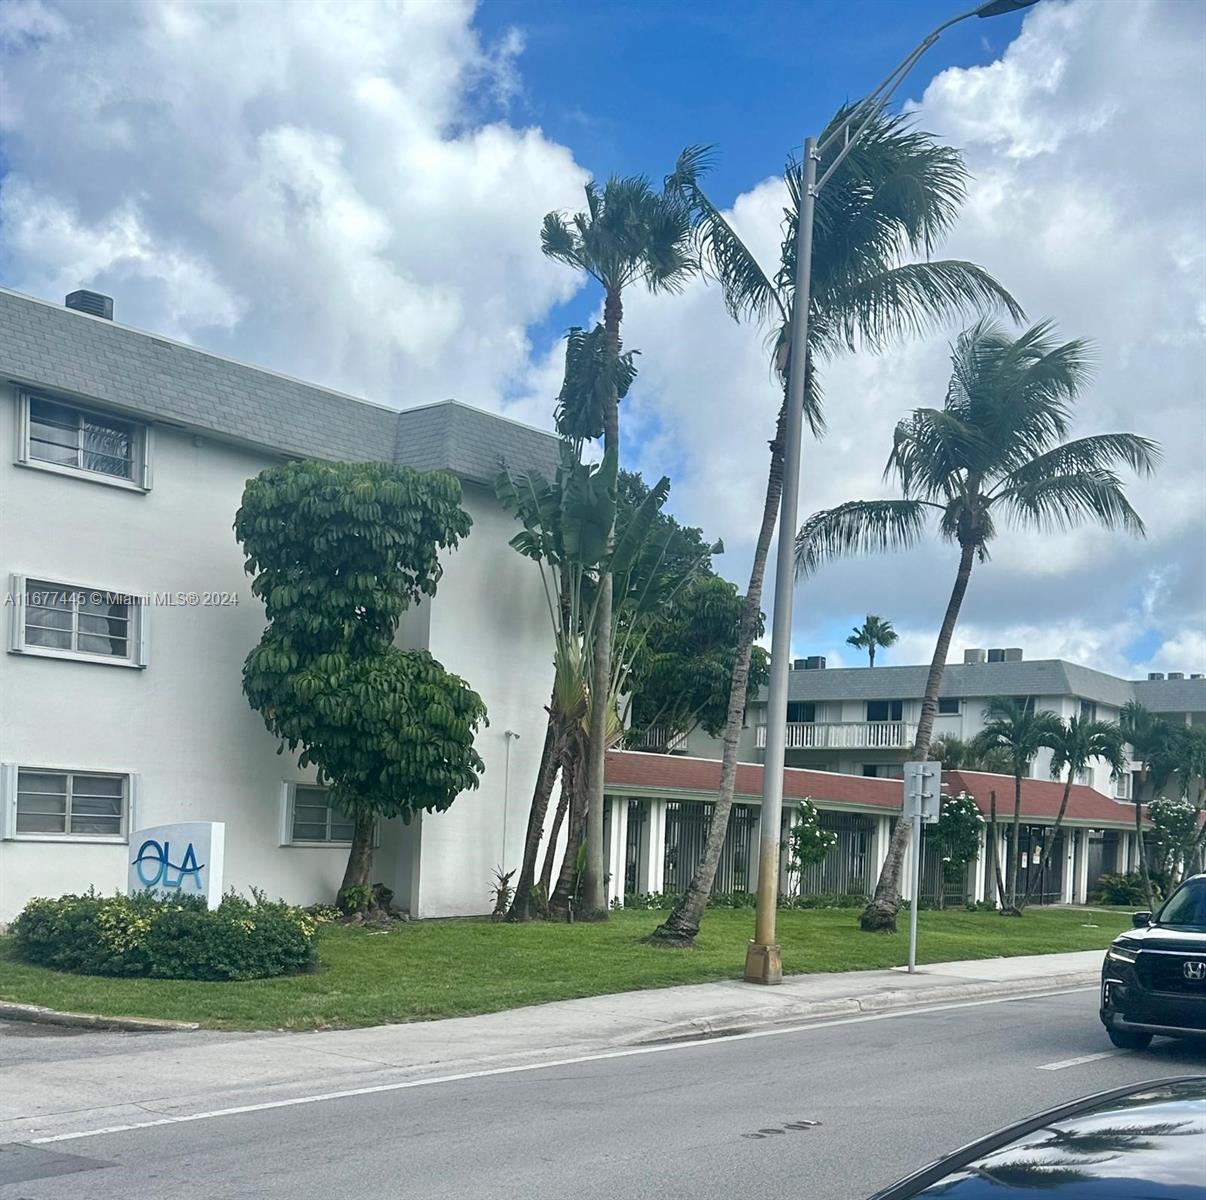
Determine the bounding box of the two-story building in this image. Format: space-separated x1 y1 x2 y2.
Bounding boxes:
0 286 560 923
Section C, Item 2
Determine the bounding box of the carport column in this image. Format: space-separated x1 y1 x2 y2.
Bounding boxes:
637 797 667 895
873 815 891 887
1061 828 1077 903
781 803 804 897
971 822 987 903
606 795 628 908
1075 828 1091 904
1119 831 1133 874
900 819 917 902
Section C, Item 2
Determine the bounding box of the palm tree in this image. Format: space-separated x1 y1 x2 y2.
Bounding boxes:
648 108 1023 948
541 176 697 916
798 320 1159 931
1120 700 1177 909
847 614 898 667
972 697 1063 911
1039 716 1127 903
930 734 1011 774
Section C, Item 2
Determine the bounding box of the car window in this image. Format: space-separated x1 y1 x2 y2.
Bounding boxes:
1156 878 1206 928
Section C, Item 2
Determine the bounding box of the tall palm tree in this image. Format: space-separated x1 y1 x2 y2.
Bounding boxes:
1120 700 1177 909
972 697 1063 911
649 109 1023 948
541 174 697 916
847 614 898 667
1038 716 1127 903
930 734 1012 774
798 320 1159 931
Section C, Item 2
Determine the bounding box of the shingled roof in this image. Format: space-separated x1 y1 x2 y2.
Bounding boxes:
0 287 559 484
604 750 1146 828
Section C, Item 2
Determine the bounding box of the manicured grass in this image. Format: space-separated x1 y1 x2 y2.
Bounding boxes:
0 907 1127 1032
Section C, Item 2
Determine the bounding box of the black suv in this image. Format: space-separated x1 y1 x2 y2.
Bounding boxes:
1100 872 1206 1048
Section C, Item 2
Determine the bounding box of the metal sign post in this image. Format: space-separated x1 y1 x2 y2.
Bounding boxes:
903 762 941 974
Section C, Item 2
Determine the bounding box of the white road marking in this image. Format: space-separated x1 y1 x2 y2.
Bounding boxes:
1037 1049 1126 1071
26 985 1095 1147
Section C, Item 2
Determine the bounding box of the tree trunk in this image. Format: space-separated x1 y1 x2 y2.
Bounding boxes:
338 813 376 908
1008 769 1024 911
507 707 561 921
538 756 573 906
861 539 978 932
1134 769 1155 910
581 288 625 921
869 646 876 668
649 395 790 948
549 748 587 918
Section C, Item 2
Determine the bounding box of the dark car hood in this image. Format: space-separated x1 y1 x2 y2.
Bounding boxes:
1114 926 1206 953
875 1079 1206 1198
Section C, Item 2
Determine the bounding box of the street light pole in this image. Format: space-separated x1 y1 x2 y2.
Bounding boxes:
743 0 1039 986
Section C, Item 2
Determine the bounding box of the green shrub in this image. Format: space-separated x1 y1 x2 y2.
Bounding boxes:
783 893 870 910
1091 873 1158 907
12 890 319 981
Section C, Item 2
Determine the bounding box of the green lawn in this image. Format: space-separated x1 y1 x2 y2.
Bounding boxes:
0 907 1126 1032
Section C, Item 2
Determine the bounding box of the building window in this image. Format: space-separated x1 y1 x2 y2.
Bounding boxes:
1079 699 1097 722
288 784 356 844
866 700 903 722
786 702 816 723
17 392 150 489
13 768 127 838
938 697 960 715
9 576 146 667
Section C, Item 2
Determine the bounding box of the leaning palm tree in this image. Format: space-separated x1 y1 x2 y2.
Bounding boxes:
847 614 898 667
1120 700 1177 909
649 108 1023 948
798 320 1159 931
541 174 697 917
1039 716 1126 903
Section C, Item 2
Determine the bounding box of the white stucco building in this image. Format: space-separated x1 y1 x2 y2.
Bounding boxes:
0 286 559 923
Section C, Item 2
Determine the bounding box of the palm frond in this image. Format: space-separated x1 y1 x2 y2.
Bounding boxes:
993 470 1148 537
991 433 1161 494
555 325 639 443
795 499 929 577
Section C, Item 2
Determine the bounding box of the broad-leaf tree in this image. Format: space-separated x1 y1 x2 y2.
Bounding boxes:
1040 716 1127 903
236 460 487 906
650 108 1022 948
541 172 698 917
846 614 899 667
971 698 1063 912
798 320 1159 931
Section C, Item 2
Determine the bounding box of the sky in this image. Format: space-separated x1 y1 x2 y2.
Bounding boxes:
1 0 1203 679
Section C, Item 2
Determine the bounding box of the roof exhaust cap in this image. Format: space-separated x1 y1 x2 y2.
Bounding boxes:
65 290 114 320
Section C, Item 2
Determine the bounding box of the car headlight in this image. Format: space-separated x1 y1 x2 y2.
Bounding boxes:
1107 945 1138 965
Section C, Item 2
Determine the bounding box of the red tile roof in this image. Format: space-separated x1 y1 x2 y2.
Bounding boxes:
604 750 1146 828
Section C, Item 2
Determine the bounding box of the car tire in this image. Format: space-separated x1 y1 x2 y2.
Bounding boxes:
1106 1024 1153 1050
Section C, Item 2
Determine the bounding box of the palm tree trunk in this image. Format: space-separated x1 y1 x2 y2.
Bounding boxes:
649 396 790 948
1008 769 1024 911
507 707 561 921
581 288 624 920
1134 769 1155 910
549 746 587 918
338 814 376 908
861 539 977 932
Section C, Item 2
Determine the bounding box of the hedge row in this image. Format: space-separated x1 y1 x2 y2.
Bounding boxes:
12 890 320 981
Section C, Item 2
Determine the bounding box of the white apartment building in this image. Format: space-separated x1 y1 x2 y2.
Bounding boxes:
0 287 560 923
714 653 1206 798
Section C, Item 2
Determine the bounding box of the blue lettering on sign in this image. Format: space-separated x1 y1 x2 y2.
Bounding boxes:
133 839 205 891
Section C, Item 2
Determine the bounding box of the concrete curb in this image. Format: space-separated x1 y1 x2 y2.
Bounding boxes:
0 1000 199 1033
627 970 1099 1045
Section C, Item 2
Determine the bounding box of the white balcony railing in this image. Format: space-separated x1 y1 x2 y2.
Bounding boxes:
754 721 918 751
633 725 689 752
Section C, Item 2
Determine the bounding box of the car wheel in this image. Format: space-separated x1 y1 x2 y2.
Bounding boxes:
1106 1024 1153 1050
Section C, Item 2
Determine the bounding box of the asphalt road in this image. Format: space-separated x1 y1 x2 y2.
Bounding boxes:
2 988 1204 1200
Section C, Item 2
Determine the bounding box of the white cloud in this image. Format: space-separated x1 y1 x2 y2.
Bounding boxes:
614 0 1205 679
0 0 587 407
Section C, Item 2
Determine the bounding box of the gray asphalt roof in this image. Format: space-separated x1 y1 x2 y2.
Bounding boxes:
0 287 559 485
757 658 1206 712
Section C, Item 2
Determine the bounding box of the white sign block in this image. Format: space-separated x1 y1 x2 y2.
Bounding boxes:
903 761 942 824
128 822 225 909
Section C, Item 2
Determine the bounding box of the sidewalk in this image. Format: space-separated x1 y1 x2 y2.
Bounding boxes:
0 950 1103 1145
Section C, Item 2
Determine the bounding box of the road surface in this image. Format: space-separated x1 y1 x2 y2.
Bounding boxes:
2 987 1203 1199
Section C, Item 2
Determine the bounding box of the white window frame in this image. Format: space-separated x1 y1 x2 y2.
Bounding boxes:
1 763 138 843
279 782 372 847
15 389 153 492
8 573 148 668
937 697 961 715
